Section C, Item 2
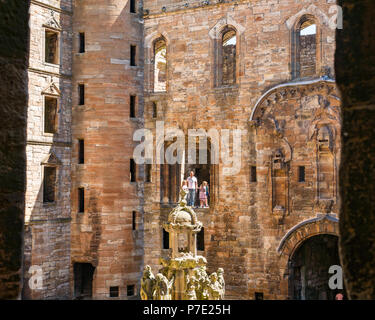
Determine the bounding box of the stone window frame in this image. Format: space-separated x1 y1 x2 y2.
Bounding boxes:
212 24 240 88
42 93 60 137
42 26 61 66
290 14 322 80
41 153 61 206
219 26 238 87
144 32 170 93
130 44 137 67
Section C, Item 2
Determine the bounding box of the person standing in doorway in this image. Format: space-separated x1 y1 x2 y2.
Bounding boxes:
187 171 198 207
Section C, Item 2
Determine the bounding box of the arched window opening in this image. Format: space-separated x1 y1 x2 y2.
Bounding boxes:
221 28 236 85
154 38 167 92
294 17 317 79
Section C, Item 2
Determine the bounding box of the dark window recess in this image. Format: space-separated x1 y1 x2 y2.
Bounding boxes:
153 38 167 92
163 229 169 249
78 84 85 105
297 21 317 78
130 159 136 182
78 188 84 213
74 263 95 300
197 227 205 251
79 32 85 53
221 29 236 85
255 292 264 300
127 285 135 296
132 211 136 230
44 96 58 134
250 166 257 182
43 166 56 203
45 30 58 64
109 286 119 298
299 166 306 182
78 139 84 164
152 102 157 118
130 95 136 118
145 163 152 182
130 45 136 66
130 0 136 13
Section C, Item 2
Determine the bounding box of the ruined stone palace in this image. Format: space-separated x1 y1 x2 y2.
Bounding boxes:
24 0 343 300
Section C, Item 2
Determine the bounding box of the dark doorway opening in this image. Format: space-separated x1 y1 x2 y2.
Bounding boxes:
73 263 95 300
288 234 346 300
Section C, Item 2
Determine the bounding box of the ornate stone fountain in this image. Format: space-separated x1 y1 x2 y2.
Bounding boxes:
140 188 225 300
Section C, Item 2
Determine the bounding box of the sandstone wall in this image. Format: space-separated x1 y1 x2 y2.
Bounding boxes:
71 0 144 299
23 0 72 299
142 0 338 299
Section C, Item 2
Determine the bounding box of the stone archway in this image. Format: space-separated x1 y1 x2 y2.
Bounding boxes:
288 234 340 300
277 215 343 299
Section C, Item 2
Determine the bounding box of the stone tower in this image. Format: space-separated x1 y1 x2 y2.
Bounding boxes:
70 0 144 299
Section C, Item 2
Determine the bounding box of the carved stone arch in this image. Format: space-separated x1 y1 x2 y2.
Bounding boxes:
277 215 339 267
144 31 170 49
144 32 170 92
277 215 339 298
285 4 330 31
249 79 337 122
208 15 245 39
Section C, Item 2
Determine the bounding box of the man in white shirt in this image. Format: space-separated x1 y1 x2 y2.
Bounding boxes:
187 171 198 207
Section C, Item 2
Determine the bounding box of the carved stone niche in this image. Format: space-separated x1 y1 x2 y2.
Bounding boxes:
271 149 289 224
317 125 333 153
314 199 334 215
316 125 336 202
273 150 284 170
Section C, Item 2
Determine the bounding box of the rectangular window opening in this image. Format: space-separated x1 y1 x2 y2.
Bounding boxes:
145 163 152 183
78 187 84 213
197 227 205 251
78 139 84 164
127 285 135 297
44 96 58 134
109 286 119 298
130 0 136 13
163 229 169 249
132 211 136 230
79 32 85 53
298 166 306 182
43 166 56 203
78 84 85 105
45 30 59 64
130 45 136 66
130 95 136 118
130 159 136 182
255 292 264 300
250 166 257 183
152 102 157 118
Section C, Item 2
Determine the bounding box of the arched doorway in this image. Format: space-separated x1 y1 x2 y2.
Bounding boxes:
288 234 344 300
